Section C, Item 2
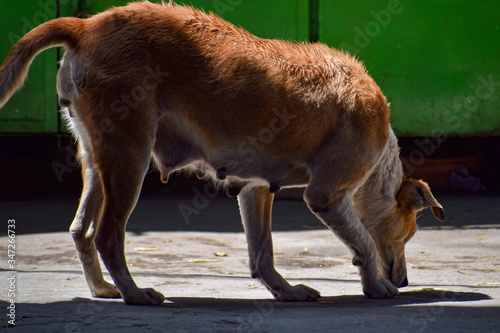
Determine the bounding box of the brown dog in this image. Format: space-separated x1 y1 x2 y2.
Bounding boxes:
0 1 444 305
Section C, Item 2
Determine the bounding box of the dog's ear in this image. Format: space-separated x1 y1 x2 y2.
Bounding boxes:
396 178 445 221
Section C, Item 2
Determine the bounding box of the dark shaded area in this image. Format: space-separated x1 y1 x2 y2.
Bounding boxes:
1 136 500 235
398 136 500 191
1 290 496 332
0 136 203 200
4 135 500 199
3 190 500 235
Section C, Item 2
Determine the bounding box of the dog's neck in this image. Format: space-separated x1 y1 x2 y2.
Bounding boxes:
353 128 404 229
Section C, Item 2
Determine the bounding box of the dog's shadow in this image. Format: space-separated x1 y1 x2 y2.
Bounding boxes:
163 289 491 309
1 290 492 331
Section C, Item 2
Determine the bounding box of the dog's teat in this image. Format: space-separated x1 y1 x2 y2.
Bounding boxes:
159 164 172 183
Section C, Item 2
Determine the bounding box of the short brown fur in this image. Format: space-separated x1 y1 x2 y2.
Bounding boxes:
0 2 443 304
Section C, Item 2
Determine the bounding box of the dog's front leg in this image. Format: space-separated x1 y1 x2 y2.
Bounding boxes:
238 185 320 301
304 187 399 298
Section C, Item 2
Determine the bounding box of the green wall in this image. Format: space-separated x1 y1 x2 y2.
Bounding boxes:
319 0 500 136
1 0 498 136
0 0 59 133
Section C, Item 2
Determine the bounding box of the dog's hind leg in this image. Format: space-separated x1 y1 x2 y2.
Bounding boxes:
91 135 165 305
238 185 320 301
304 179 399 299
70 143 121 299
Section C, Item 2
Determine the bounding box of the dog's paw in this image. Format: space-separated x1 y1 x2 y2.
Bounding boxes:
124 288 165 305
91 282 122 299
363 280 399 299
275 284 321 302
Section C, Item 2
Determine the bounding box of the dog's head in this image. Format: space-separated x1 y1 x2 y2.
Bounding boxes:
370 178 444 288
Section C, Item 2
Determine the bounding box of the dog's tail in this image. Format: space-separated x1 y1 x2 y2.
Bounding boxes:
0 17 84 109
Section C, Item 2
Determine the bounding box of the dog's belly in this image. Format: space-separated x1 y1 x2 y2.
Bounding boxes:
152 117 310 190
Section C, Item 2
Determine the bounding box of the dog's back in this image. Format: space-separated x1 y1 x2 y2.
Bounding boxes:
84 3 391 183
1 2 390 161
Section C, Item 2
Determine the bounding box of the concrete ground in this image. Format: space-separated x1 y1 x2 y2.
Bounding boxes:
1 191 499 332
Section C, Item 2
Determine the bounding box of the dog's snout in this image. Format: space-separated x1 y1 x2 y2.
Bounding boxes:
399 277 408 288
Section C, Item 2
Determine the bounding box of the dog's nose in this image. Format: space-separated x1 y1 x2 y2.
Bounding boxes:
399 277 408 288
